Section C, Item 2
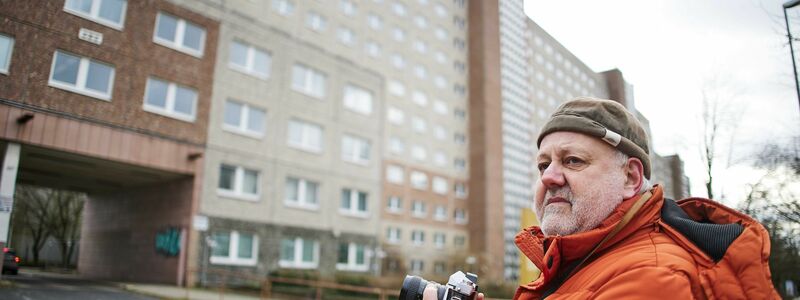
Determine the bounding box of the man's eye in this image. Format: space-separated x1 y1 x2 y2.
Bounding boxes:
564 157 585 167
537 162 550 172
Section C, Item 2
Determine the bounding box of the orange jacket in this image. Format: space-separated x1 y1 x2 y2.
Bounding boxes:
514 185 780 299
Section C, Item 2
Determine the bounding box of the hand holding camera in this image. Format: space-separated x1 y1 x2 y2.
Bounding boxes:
399 271 484 300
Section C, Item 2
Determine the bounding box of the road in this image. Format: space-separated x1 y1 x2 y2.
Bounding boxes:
0 272 157 300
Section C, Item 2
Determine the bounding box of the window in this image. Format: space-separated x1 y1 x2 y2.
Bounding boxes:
413 40 427 53
392 2 407 16
412 201 426 218
341 134 371 164
272 0 294 15
64 0 127 29
435 27 447 41
433 101 448 115
338 27 356 45
412 91 428 107
153 12 205 57
387 196 402 213
389 137 405 154
432 177 448 195
391 54 406 69
433 232 445 249
392 27 405 41
388 80 406 96
143 77 197 121
292 64 326 98
306 11 327 31
287 119 323 153
413 65 427 79
411 230 425 245
337 242 368 271
454 108 467 121
280 237 319 269
434 76 447 90
414 15 428 28
433 125 446 140
410 259 424 274
48 50 115 100
434 261 446 274
455 183 468 199
453 37 465 51
433 151 447 167
223 100 266 137
285 177 319 209
210 231 258 266
0 34 12 74
386 165 404 184
454 133 466 145
454 235 465 248
228 40 271 79
411 117 427 133
454 158 466 172
410 171 428 190
218 164 260 200
364 41 381 57
454 208 468 224
434 205 447 221
367 14 382 30
387 107 405 125
411 145 427 161
387 227 401 244
434 4 447 17
340 188 368 217
343 84 373 115
435 51 447 64
453 16 465 29
340 0 357 15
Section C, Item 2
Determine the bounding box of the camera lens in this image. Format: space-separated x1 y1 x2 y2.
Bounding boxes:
399 275 446 300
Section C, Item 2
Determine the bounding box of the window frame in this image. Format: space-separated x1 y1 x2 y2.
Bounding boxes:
386 196 402 214
153 11 206 58
279 237 320 269
340 188 369 218
228 40 271 79
411 230 425 246
48 50 115 101
63 0 128 30
291 64 327 98
336 242 369 272
217 163 261 201
143 77 197 122
209 231 259 266
284 177 320 210
341 134 371 165
342 84 374 115
0 34 12 75
287 119 324 153
222 99 266 138
386 165 404 184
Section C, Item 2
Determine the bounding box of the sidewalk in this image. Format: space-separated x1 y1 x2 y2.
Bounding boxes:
120 283 267 300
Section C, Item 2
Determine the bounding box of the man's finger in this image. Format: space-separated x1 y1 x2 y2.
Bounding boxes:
422 284 438 300
477 292 485 300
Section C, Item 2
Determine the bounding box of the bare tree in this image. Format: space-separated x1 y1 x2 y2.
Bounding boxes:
48 190 85 268
698 75 745 200
10 185 53 265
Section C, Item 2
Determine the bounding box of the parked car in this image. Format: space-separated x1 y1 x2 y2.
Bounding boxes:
3 248 19 275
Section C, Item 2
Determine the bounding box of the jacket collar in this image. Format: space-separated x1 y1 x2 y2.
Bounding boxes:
515 185 665 289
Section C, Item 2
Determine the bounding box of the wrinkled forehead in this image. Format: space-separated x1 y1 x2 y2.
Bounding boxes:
536 131 616 159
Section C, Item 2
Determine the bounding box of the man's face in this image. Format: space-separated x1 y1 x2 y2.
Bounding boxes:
534 131 627 236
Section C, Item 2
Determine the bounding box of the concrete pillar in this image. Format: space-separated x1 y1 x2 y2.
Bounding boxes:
0 143 21 243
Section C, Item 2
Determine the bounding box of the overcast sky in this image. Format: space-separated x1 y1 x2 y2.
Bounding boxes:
524 0 800 203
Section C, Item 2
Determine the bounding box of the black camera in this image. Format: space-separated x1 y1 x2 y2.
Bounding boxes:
399 271 478 300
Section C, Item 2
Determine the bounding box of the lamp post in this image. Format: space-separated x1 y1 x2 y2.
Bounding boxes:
783 0 800 110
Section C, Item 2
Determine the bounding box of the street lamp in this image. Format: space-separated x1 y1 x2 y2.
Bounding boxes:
783 0 800 111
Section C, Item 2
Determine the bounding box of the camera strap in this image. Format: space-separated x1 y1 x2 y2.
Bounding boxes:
541 190 653 299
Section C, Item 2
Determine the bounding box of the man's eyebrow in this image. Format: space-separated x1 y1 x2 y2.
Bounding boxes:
536 145 593 160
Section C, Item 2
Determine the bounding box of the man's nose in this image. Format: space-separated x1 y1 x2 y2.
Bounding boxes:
541 163 566 188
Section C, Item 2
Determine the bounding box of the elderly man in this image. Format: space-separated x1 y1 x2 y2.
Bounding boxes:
425 97 778 299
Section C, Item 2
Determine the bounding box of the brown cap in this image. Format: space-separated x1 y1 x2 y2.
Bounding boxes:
537 97 651 179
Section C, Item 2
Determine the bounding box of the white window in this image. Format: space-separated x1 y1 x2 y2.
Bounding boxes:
411 230 425 245
228 40 271 79
433 125 446 140
434 76 447 90
433 151 447 167
413 65 427 79
387 107 405 125
413 40 427 53
434 4 447 17
64 0 127 29
223 100 266 137
364 41 381 58
414 15 428 28
411 145 427 161
435 51 447 64
279 237 319 269
287 119 323 153
412 201 426 218
432 177 448 195
392 27 405 41
386 165 404 184
217 164 260 200
388 80 406 96
433 232 445 249
342 134 371 165
387 227 401 244
367 14 382 30
340 188 368 217
410 171 428 190
391 54 406 69
0 34 12 74
434 205 447 221
272 0 294 15
433 101 448 116
387 196 402 213
454 208 468 224
434 261 446 274
153 12 205 57
210 231 258 266
418 0 429 5
285 177 319 209
343 84 373 115
143 77 197 121
412 91 428 107
392 2 407 16
337 243 368 271
48 50 115 100
435 27 447 41
410 259 424 274
454 108 467 121
389 137 405 154
340 0 357 15
338 27 356 45
454 133 466 145
292 64 326 98
454 235 465 248
454 158 466 172
412 117 427 133
306 11 327 31
455 183 468 199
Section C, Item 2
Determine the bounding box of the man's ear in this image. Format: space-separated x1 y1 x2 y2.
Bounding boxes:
622 157 644 199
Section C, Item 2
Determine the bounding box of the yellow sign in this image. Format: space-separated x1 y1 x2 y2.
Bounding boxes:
518 207 541 285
